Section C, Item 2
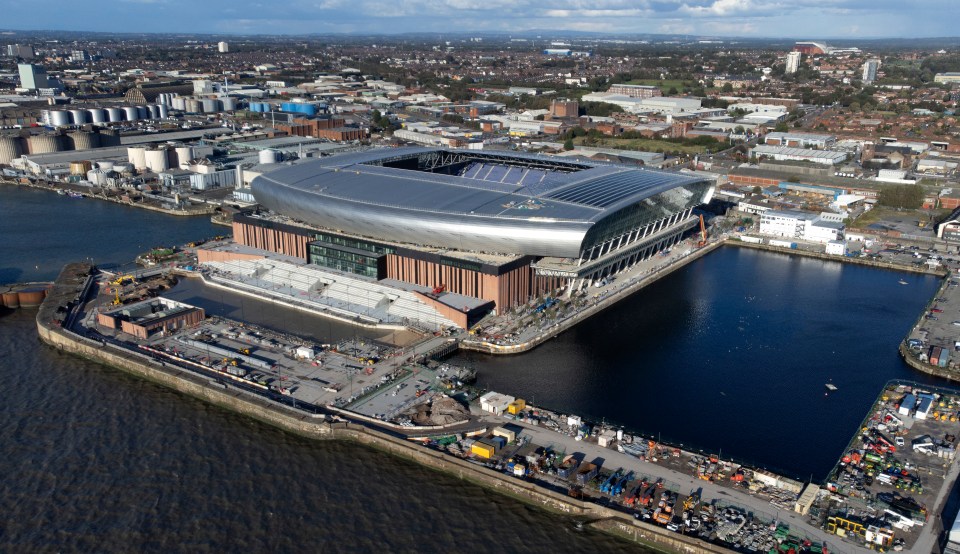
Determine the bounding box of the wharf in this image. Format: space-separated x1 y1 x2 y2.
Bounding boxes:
0 177 217 217
460 237 727 355
34 262 736 554
824 381 960 553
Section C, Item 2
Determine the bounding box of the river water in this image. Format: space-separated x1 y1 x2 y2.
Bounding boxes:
0 185 640 553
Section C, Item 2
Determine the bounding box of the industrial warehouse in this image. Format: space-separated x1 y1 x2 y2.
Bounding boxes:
207 147 714 325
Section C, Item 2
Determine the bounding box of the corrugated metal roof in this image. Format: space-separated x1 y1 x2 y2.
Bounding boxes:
257 147 705 223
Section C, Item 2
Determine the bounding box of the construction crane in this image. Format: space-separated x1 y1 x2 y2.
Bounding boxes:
697 214 708 248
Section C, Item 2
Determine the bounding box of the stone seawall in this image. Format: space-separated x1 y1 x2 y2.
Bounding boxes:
36 296 730 552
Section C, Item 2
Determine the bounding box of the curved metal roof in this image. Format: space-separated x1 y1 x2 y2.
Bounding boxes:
251 147 710 257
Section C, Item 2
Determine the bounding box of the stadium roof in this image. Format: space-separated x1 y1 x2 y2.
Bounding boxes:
251 147 711 257
255 147 703 222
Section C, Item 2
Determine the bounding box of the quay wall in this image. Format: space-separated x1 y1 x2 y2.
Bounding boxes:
35 271 731 554
729 240 949 276
1 179 216 217
460 239 727 355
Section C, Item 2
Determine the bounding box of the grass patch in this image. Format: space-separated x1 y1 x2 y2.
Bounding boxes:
573 136 711 154
624 79 687 93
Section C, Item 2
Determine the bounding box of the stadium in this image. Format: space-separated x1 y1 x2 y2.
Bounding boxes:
223 147 714 321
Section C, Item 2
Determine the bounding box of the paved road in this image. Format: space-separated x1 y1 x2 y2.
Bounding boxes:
482 413 947 554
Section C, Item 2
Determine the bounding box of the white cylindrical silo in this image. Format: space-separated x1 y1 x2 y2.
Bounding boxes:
122 106 139 121
258 149 278 164
107 108 124 122
88 108 108 124
220 97 237 111
185 99 200 113
0 135 23 164
172 97 186 111
136 106 148 119
86 168 108 186
69 109 89 125
50 110 71 127
200 98 218 113
144 147 169 172
174 145 193 166
158 104 169 119
147 105 160 119
128 146 147 170
97 160 115 172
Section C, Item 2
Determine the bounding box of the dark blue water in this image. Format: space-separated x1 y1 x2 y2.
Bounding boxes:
0 185 221 284
0 185 642 553
455 247 948 480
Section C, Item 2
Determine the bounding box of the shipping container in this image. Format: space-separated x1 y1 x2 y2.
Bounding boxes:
557 455 580 479
940 350 951 368
471 442 496 459
576 462 599 485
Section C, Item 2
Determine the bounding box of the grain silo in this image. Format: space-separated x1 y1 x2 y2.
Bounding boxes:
27 134 62 154
128 146 147 170
157 104 169 119
69 109 89 125
106 108 124 122
136 106 149 119
174 145 193 166
122 106 139 121
98 129 121 147
49 110 71 127
220 97 238 111
67 130 100 151
0 135 24 164
200 98 219 113
144 147 169 172
88 108 108 124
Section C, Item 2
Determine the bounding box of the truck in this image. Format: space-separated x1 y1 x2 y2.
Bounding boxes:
557 455 580 479
600 468 622 494
576 462 599 485
638 484 658 507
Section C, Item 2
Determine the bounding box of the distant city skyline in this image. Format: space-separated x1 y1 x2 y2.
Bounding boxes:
3 0 960 39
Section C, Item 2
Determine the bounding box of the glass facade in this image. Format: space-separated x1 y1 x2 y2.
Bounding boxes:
307 233 394 278
579 181 713 251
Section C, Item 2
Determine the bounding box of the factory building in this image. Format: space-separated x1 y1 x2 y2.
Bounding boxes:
759 210 845 243
97 298 205 340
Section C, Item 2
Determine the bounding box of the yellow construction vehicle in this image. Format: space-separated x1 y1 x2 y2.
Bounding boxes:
111 274 135 286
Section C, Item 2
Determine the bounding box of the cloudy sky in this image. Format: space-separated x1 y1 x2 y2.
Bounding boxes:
5 0 959 38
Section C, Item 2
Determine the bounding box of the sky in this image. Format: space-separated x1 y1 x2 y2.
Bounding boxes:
3 0 960 39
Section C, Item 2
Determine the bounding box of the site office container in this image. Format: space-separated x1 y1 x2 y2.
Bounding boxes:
940 350 951 368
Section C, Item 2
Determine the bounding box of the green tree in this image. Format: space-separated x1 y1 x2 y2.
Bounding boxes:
877 184 924 209
563 138 575 151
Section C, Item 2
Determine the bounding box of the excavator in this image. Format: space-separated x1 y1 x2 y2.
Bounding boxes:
697 214 708 248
